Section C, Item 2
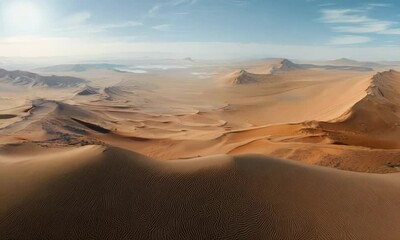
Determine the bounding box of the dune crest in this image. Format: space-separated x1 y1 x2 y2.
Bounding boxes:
270 58 304 73
312 70 400 148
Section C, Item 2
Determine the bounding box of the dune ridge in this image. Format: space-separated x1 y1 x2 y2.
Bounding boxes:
2 58 400 239
311 70 400 148
222 58 373 85
221 70 400 149
0 68 87 88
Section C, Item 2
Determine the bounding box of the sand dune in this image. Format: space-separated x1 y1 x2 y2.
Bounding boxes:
3 58 400 239
1 146 400 239
314 70 400 148
222 59 373 86
1 65 394 171
221 69 270 85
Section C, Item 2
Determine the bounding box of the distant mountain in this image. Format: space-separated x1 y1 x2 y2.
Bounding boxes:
270 59 305 73
35 63 126 72
183 57 194 62
378 61 400 66
271 59 373 73
223 58 373 86
0 68 87 88
325 58 383 68
271 59 378 74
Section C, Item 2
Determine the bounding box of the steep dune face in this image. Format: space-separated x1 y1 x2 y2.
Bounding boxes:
222 70 400 151
2 146 400 240
317 70 400 148
219 69 400 167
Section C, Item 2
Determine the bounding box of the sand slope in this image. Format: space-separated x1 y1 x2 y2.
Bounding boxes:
1 146 400 239
306 70 400 149
3 60 400 239
3 68 397 172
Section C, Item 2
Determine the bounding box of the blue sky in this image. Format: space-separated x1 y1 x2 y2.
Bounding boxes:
0 0 399 60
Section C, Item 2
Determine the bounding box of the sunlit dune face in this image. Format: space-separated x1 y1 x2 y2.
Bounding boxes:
4 1 43 33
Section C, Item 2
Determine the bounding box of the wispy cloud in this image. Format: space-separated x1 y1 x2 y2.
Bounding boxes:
148 0 198 17
329 35 371 45
366 3 391 9
98 21 143 31
152 24 171 31
320 7 400 35
332 21 392 33
64 11 143 34
321 9 370 24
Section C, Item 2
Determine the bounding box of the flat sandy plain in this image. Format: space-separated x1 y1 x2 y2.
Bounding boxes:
2 58 400 239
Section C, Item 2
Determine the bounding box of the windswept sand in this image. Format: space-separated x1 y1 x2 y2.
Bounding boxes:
2 59 400 239
2 146 400 239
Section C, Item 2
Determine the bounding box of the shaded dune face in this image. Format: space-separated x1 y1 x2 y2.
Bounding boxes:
316 70 400 148
219 70 400 152
221 59 373 86
1 147 400 240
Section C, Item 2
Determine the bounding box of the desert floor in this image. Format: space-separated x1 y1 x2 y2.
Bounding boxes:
2 58 400 239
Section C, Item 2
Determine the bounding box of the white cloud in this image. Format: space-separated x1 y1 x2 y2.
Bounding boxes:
366 3 391 8
320 7 400 35
152 24 171 30
321 9 369 23
332 21 392 33
329 35 371 45
380 28 400 34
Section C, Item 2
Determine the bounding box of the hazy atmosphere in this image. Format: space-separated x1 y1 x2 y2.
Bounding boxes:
0 0 400 60
2 1 400 240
